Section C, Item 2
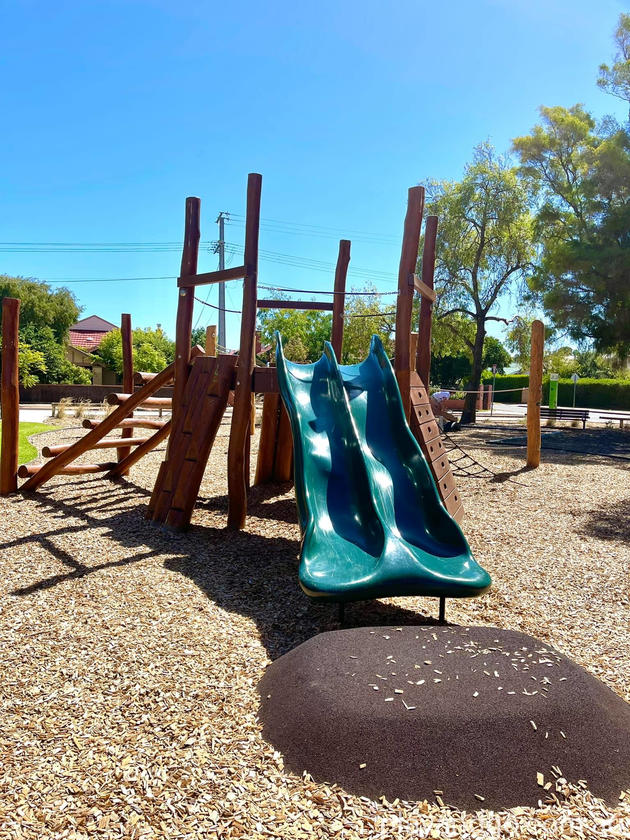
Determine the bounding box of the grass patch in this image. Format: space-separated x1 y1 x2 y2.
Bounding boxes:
0 422 55 464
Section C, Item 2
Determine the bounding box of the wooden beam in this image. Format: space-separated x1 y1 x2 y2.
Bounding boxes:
83 418 166 430
252 366 278 393
42 437 150 457
394 186 425 419
177 265 246 288
107 420 172 479
256 299 334 311
118 313 134 470
106 394 172 407
527 320 544 469
227 173 262 530
410 273 437 303
173 197 201 430
19 462 118 478
416 215 438 389
205 324 217 356
133 370 174 385
410 331 418 372
20 358 182 491
331 239 350 359
254 392 280 484
0 298 20 495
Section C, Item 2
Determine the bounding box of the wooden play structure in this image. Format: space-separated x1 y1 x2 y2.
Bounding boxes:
0 173 463 525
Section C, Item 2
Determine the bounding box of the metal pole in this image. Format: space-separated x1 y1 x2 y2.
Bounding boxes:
573 381 577 408
491 368 497 416
215 212 228 352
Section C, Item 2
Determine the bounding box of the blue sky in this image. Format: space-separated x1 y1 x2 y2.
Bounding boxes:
0 0 627 348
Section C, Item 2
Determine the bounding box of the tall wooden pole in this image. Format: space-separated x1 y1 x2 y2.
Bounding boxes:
527 320 544 468
394 186 425 418
1 298 20 494
173 197 201 428
227 173 262 530
117 313 134 470
331 239 350 359
416 215 438 388
205 325 217 356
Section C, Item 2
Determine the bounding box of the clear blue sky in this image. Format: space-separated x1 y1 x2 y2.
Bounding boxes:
0 0 626 348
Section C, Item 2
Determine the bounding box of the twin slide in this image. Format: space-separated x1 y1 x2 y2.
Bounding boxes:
275 334 491 603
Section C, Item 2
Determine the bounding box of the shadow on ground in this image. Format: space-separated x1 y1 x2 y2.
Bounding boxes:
579 497 630 543
4 479 442 659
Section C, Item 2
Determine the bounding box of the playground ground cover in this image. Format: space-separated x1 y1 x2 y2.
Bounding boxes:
0 419 628 838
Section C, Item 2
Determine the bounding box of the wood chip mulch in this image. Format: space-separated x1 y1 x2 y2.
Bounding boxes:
0 418 628 839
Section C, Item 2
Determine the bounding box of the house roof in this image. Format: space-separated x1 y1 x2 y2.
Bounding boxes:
69 330 109 351
70 315 117 332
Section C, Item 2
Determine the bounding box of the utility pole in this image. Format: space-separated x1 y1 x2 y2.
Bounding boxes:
214 212 229 351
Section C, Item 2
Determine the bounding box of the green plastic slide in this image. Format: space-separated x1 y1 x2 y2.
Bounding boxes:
275 333 491 603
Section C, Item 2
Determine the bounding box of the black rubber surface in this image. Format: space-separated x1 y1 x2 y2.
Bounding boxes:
258 626 630 809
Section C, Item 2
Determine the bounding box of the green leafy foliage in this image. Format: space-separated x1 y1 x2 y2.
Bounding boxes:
597 14 630 113
256 287 395 364
19 325 91 384
513 104 630 355
426 143 533 418
94 327 175 374
0 276 81 343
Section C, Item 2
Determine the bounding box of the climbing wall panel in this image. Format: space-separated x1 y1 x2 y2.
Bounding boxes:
409 372 464 524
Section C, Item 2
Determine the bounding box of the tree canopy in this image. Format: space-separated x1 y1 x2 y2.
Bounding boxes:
426 143 533 420
0 276 81 343
94 326 175 374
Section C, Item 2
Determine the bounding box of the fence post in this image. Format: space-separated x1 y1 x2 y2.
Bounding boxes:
1 298 20 494
527 320 544 468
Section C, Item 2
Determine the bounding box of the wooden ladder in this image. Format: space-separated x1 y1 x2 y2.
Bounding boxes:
148 354 236 529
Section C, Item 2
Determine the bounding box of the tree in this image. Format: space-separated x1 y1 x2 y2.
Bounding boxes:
19 324 91 384
257 303 332 363
426 143 534 422
0 276 81 343
513 105 630 356
94 326 175 374
341 287 395 364
0 337 46 388
482 336 511 374
598 14 630 117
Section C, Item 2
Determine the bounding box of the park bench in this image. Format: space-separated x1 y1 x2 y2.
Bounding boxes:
597 412 630 429
539 406 590 429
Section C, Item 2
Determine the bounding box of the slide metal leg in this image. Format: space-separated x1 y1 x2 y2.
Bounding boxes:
439 597 446 625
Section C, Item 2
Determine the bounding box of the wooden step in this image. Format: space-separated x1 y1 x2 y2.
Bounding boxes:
82 418 166 430
106 394 172 407
18 462 118 478
42 437 150 458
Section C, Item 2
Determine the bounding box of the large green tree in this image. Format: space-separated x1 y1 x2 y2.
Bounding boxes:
94 326 175 374
0 275 90 384
513 105 630 356
426 143 534 422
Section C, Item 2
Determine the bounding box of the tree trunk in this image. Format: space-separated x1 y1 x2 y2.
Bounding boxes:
461 322 485 424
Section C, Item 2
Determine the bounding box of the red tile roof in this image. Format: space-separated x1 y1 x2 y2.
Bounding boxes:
69 330 108 351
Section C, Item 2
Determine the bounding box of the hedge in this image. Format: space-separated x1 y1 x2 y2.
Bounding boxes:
482 374 630 410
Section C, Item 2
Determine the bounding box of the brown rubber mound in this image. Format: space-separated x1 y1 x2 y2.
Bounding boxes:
258 626 630 809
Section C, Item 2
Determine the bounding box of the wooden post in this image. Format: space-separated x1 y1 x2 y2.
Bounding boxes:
409 332 418 372
331 239 350 359
205 325 217 356
1 298 20 494
527 320 544 468
227 173 262 529
173 197 201 428
394 186 425 418
117 313 134 470
416 215 438 389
